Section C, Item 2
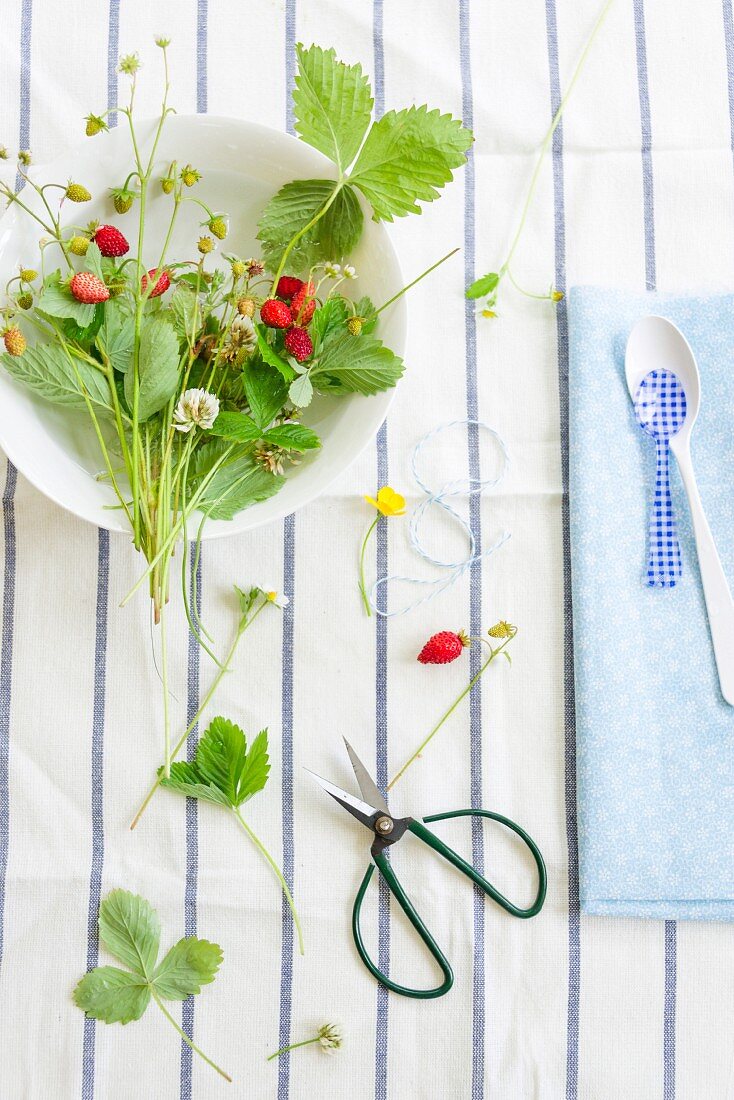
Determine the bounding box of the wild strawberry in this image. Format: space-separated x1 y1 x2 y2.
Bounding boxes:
85 114 107 137
260 298 293 329
161 176 175 194
65 182 92 203
110 187 135 214
19 268 37 283
69 236 89 256
231 260 246 279
3 327 26 356
237 296 256 317
284 326 313 363
17 293 33 310
70 271 110 304
181 164 201 188
291 282 316 325
208 216 227 240
93 224 130 258
276 275 303 301
141 269 170 298
417 630 470 665
347 316 364 336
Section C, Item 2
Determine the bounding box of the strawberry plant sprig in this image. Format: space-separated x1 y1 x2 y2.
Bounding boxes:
466 0 613 317
388 622 517 789
159 716 305 956
74 889 231 1082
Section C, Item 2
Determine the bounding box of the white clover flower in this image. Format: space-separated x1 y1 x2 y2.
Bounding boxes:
342 264 357 280
317 1023 343 1054
260 586 289 609
324 261 342 278
173 388 220 433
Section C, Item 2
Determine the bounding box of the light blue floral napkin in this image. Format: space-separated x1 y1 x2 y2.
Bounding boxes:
568 286 734 919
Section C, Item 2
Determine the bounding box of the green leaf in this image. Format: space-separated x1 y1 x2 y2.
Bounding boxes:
159 762 232 807
195 717 249 805
97 299 135 374
125 315 180 421
84 242 105 280
294 43 373 173
234 728 270 804
38 272 97 326
242 361 289 429
152 938 223 1001
73 967 150 1025
256 330 295 382
350 105 473 221
288 372 313 408
169 284 202 342
311 296 349 348
1 342 112 412
192 442 284 520
466 272 499 300
209 410 262 443
353 296 378 334
264 422 321 452
311 332 404 395
257 179 363 273
98 890 160 979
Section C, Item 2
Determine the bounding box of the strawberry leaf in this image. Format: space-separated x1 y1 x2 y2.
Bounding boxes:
311 332 404 395
256 179 363 273
73 967 151 1025
98 889 160 979
293 44 373 173
264 423 321 452
152 937 223 1000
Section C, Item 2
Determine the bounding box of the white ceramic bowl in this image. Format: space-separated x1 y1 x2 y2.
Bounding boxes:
0 116 406 536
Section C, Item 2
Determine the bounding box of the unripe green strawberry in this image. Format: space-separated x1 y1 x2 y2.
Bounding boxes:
66 182 92 203
231 260 246 279
347 316 364 336
69 236 90 256
85 114 107 137
17 292 33 310
110 186 135 214
209 216 227 240
198 236 214 255
19 268 37 283
161 176 175 194
181 164 201 188
3 327 26 356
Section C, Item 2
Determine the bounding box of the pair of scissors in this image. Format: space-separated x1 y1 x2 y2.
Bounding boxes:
308 739 547 1000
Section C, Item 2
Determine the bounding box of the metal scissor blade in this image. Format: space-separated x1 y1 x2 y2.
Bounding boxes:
304 768 380 829
343 737 389 815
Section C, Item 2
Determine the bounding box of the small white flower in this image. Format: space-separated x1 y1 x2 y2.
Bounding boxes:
173 388 220 433
260 586 289 609
324 261 341 278
317 1023 343 1054
342 264 357 280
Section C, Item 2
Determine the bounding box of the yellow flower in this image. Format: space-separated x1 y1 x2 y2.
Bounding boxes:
365 486 406 517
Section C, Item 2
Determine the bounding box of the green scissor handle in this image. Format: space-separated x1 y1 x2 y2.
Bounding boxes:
352 808 547 999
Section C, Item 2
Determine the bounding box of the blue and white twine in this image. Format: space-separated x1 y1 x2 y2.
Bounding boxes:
369 419 510 617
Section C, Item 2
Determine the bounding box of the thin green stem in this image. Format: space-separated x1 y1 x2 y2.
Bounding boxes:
505 267 553 301
366 248 459 322
232 807 305 956
267 1037 319 1062
129 601 269 829
502 0 614 277
270 180 344 294
159 601 171 778
151 990 231 1082
387 635 515 790
358 516 378 616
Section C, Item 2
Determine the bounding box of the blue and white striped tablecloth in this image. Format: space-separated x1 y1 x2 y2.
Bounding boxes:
2 1 734 1097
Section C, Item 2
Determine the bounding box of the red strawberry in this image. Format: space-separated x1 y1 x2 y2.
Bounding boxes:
70 271 110 304
141 268 171 298
260 298 293 329
93 224 130 257
291 281 316 325
284 325 313 363
417 630 470 665
276 275 303 301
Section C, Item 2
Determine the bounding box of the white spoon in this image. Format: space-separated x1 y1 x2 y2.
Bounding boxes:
625 315 734 705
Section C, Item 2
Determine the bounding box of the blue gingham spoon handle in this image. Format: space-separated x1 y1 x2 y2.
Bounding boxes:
647 436 682 588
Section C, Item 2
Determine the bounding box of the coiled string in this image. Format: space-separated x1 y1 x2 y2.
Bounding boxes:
369 419 511 617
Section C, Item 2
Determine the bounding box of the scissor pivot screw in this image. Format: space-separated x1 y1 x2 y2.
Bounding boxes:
375 815 394 835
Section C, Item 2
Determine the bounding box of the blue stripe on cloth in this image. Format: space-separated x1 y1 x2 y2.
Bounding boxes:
180 550 202 1100
723 0 734 166
632 4 677 1093
277 11 298 1099
81 12 117 1093
458 4 486 1096
81 531 110 1100
543 3 580 1097
180 6 208 1091
0 462 17 972
372 8 390 1099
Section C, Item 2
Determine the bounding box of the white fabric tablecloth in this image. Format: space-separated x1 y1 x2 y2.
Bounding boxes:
2 1 734 1097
